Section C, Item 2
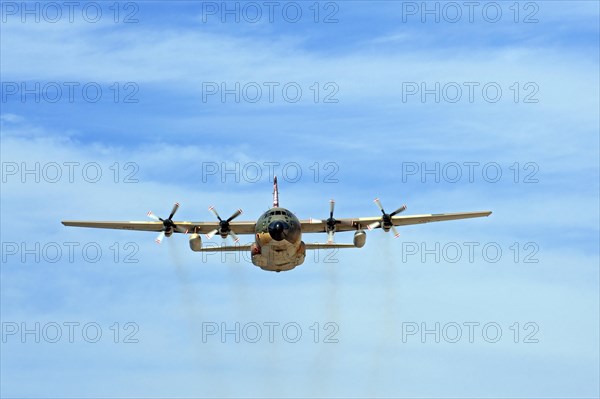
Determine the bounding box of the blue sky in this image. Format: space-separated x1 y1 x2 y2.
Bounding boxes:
1 1 598 398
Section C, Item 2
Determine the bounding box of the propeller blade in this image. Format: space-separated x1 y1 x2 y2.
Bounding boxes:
329 199 335 218
391 225 400 238
327 230 334 244
168 202 180 219
227 209 243 222
155 231 166 244
374 198 385 213
390 205 407 217
367 221 381 230
208 206 222 221
205 229 218 239
147 211 160 221
229 230 240 243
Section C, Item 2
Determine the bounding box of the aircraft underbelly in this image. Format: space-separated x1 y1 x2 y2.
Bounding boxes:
251 240 306 272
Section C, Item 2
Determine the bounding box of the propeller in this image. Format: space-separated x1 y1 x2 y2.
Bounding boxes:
204 206 243 243
147 202 188 244
324 199 352 243
366 198 407 238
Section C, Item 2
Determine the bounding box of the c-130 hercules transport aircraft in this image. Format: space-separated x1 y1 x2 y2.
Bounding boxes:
62 177 492 272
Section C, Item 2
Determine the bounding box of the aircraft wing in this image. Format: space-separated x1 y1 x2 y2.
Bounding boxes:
300 211 492 233
61 220 257 235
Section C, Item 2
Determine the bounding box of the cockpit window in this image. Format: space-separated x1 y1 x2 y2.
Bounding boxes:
266 210 292 217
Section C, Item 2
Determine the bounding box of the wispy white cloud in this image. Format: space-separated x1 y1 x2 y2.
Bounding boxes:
1 2 598 397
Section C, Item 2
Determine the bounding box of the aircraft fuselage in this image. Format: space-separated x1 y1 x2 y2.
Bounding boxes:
251 207 306 272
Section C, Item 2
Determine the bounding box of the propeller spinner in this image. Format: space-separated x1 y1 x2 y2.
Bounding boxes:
205 206 243 243
147 202 188 244
366 198 407 238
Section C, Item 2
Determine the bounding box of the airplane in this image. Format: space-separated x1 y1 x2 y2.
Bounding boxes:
62 177 492 272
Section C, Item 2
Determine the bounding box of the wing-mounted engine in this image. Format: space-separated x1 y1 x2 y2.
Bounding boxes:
147 202 188 244
367 198 407 238
204 206 243 242
310 199 353 243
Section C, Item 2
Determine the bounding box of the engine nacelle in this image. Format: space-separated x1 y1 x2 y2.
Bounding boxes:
353 230 366 248
164 227 174 237
189 233 202 252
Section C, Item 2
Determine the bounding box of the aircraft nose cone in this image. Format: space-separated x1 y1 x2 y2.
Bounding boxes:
268 220 289 241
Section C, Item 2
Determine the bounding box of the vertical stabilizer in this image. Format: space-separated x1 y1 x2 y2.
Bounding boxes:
273 176 279 208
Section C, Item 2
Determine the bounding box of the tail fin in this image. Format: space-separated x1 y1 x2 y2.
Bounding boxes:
273 176 279 208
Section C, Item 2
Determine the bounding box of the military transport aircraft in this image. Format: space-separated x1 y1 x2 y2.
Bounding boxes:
62 177 491 272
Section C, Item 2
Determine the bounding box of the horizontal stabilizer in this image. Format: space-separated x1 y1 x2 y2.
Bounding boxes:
193 245 252 252
305 243 356 250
